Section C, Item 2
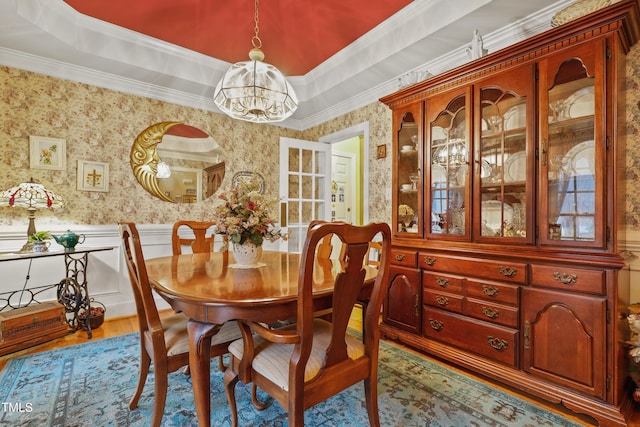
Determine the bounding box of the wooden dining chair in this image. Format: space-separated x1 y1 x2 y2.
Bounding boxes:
310 220 379 322
118 222 242 427
223 221 391 427
171 220 219 255
172 220 230 369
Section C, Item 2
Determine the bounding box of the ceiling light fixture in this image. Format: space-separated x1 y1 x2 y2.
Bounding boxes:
213 0 298 123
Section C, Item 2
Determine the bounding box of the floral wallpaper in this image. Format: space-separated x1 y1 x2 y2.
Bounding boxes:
625 44 640 228
0 66 304 228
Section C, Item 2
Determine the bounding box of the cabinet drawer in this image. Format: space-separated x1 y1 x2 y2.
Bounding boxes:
391 249 417 267
423 271 463 294
423 290 463 313
465 279 519 305
423 307 517 367
419 253 526 284
531 264 605 295
465 298 519 328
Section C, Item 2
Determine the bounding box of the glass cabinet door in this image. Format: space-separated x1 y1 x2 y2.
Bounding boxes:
475 64 534 243
539 41 604 248
394 105 422 236
426 88 470 240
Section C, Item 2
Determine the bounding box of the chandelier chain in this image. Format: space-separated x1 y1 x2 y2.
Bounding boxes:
252 0 262 49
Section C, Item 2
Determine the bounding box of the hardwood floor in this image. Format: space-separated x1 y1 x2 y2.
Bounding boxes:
1 310 639 426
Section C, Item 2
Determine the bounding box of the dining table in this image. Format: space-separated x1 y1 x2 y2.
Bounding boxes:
145 250 376 427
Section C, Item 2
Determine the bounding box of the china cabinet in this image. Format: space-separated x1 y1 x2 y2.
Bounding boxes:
379 2 640 425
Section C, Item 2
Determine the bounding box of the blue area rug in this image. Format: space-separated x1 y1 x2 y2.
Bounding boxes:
0 333 586 426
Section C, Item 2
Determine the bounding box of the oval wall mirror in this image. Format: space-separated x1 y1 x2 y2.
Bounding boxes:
130 122 225 203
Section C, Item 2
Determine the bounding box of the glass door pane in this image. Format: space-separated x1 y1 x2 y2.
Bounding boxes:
428 93 469 238
479 89 527 239
279 137 331 253
546 63 596 243
396 111 420 235
538 40 605 248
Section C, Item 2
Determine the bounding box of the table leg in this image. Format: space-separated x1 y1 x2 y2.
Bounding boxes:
61 252 92 338
187 319 220 427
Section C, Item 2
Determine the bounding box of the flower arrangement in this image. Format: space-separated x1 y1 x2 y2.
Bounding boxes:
213 174 286 250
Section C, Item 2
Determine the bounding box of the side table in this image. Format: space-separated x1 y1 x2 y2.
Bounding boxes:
0 246 115 339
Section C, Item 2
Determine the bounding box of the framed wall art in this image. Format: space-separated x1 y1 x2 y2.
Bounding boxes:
376 144 387 159
77 160 109 192
30 136 66 170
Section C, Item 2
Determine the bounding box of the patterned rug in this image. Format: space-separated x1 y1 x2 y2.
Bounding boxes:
0 333 586 426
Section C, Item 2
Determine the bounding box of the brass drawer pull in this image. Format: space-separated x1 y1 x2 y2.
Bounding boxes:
394 254 406 262
498 266 518 277
435 296 449 306
481 285 499 297
435 277 449 288
428 319 444 331
487 336 508 351
481 306 499 319
423 257 437 266
553 272 577 285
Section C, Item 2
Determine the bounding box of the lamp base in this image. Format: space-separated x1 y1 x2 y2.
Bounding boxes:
26 208 36 238
19 242 34 253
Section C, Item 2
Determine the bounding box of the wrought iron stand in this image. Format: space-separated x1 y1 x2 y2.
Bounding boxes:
0 246 115 339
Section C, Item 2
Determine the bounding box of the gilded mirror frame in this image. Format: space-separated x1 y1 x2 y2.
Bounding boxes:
130 122 224 203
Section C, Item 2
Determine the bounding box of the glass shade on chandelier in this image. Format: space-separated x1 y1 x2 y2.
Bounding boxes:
0 178 64 237
212 0 297 123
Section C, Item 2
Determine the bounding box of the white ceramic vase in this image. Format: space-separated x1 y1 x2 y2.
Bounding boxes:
32 241 51 253
233 241 263 267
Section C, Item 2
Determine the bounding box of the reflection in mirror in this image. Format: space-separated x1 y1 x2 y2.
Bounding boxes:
131 122 225 203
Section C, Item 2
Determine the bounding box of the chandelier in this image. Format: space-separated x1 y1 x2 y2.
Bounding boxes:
213 0 298 123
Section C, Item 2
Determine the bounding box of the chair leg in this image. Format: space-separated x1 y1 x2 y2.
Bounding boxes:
151 365 169 427
251 384 266 411
129 350 151 410
364 377 381 427
288 400 305 427
218 355 226 371
224 367 240 427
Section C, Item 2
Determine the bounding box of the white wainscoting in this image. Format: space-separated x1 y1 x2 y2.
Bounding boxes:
0 224 282 320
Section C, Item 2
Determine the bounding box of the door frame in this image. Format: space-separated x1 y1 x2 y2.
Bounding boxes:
319 121 370 224
331 149 357 224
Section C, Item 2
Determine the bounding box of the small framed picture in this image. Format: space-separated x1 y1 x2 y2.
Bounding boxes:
376 144 387 159
77 160 109 192
30 136 66 170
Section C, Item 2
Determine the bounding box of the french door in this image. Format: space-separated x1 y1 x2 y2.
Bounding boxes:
279 137 331 253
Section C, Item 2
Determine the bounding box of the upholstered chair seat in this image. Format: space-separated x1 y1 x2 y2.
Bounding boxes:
228 319 364 390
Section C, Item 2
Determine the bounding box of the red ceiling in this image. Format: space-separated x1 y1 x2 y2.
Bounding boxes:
63 0 412 76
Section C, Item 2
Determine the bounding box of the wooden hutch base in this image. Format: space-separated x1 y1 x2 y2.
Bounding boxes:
381 322 635 426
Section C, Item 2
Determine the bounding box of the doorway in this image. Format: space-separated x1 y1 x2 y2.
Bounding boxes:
279 122 369 252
